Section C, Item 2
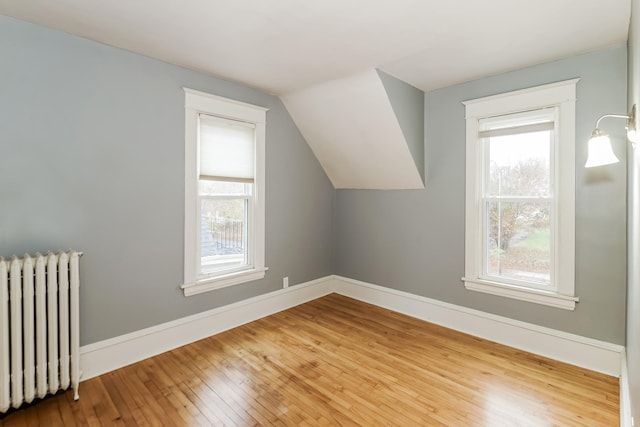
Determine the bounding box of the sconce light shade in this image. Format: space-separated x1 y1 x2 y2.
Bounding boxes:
585 128 620 168
585 105 637 168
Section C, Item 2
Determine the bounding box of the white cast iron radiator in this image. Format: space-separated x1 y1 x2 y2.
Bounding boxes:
0 250 81 413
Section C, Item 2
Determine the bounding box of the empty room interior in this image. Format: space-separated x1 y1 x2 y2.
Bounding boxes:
1 0 640 425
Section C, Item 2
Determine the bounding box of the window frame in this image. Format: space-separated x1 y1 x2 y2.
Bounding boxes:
462 79 579 310
182 88 268 297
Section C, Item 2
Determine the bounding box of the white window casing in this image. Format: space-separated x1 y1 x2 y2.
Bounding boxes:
182 88 268 297
462 79 579 310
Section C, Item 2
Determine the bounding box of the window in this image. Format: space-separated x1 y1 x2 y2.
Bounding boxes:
182 88 267 296
462 79 579 310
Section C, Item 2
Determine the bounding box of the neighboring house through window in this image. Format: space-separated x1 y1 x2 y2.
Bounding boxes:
182 88 267 296
462 79 579 310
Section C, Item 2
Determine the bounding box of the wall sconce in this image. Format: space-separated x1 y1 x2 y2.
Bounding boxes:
585 104 637 168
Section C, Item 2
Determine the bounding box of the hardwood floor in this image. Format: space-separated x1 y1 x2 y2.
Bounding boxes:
2 294 619 426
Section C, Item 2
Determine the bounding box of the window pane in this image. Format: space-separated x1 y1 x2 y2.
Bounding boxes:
487 131 551 197
485 201 550 285
200 198 248 275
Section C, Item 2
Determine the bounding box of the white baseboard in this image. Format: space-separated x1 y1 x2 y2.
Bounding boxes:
80 274 624 383
329 275 624 377
80 276 334 380
620 350 633 427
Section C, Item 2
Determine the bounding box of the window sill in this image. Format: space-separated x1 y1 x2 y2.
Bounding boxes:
182 267 267 296
462 277 578 310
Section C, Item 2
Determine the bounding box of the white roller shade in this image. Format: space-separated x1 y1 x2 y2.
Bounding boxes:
199 114 255 182
478 108 555 138
478 121 554 138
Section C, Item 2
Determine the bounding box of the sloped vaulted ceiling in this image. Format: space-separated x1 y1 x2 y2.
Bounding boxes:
282 69 425 190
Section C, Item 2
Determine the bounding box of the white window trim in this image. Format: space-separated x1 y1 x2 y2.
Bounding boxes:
182 88 268 297
462 79 579 310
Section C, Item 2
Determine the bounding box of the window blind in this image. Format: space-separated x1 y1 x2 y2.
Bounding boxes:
199 114 255 182
478 108 555 139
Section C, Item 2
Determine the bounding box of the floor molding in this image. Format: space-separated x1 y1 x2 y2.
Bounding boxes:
80 276 333 380
329 275 624 377
620 349 632 426
80 274 624 382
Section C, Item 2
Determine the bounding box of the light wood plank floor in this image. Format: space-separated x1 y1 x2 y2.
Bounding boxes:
2 294 619 426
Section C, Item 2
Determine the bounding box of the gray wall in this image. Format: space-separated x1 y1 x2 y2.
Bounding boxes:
377 70 425 184
627 0 640 419
334 46 628 344
0 13 629 354
0 16 334 345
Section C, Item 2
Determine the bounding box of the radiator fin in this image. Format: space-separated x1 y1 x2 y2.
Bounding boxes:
0 260 9 412
10 257 24 408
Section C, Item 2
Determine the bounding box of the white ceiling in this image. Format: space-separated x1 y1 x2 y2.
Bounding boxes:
0 0 631 95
